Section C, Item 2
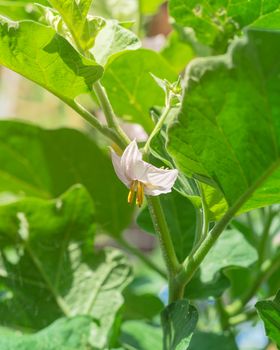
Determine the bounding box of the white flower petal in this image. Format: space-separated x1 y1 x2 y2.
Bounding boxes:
135 161 178 188
121 139 142 179
144 186 173 196
111 149 130 187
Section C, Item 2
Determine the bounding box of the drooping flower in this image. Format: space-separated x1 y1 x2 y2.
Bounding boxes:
111 140 178 207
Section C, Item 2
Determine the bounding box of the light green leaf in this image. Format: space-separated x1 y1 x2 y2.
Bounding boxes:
0 17 103 104
0 1 46 20
0 120 132 236
189 331 238 350
141 0 165 15
102 49 177 132
161 31 195 74
168 29 280 215
256 290 280 346
121 321 162 350
91 19 141 66
200 230 258 283
48 0 105 51
0 186 131 345
161 300 198 350
137 191 196 263
0 316 94 350
169 0 280 51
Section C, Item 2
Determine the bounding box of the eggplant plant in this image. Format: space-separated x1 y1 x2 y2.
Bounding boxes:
0 0 279 349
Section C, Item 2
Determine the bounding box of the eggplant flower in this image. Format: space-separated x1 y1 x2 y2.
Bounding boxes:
111 140 178 207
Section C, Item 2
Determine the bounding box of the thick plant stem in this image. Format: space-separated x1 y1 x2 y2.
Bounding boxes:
117 237 166 278
147 196 181 302
93 81 130 146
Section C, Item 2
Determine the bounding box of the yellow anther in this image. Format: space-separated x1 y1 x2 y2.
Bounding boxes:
136 181 144 208
128 180 136 204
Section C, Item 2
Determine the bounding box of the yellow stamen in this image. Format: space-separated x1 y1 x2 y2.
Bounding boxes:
128 180 136 204
136 181 144 208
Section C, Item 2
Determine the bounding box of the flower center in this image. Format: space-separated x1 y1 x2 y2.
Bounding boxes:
128 180 144 207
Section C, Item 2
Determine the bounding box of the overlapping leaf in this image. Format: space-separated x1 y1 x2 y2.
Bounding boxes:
0 16 103 104
256 290 280 346
161 300 198 350
102 49 177 132
168 29 280 215
0 316 94 350
0 120 132 236
169 0 280 51
0 186 131 347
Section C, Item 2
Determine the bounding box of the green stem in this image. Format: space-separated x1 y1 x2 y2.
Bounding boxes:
136 0 143 37
117 237 167 278
69 101 125 149
143 104 172 154
229 309 257 326
147 196 182 302
176 161 280 288
216 298 230 331
258 207 274 265
93 81 130 146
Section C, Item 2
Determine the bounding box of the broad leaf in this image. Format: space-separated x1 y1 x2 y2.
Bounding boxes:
120 321 162 350
0 186 131 347
169 0 280 51
256 290 280 346
102 49 177 132
189 331 238 350
91 19 141 66
0 120 132 236
200 230 258 283
0 316 94 350
161 31 194 74
0 17 103 105
168 29 280 215
161 300 198 350
137 191 196 262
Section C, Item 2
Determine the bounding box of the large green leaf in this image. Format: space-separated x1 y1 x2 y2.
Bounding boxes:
91 19 140 66
0 1 47 20
0 186 131 327
189 331 238 350
102 49 177 132
169 0 280 51
0 120 132 236
0 17 103 105
168 29 280 215
161 300 198 350
137 191 196 263
256 290 280 346
199 230 258 283
0 186 131 347
0 316 94 350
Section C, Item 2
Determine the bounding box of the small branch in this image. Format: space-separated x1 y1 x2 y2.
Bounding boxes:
69 101 126 149
93 81 130 146
117 237 167 279
258 207 275 265
143 104 172 155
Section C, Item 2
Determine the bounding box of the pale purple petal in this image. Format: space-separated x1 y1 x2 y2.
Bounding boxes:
121 139 142 179
111 149 130 187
